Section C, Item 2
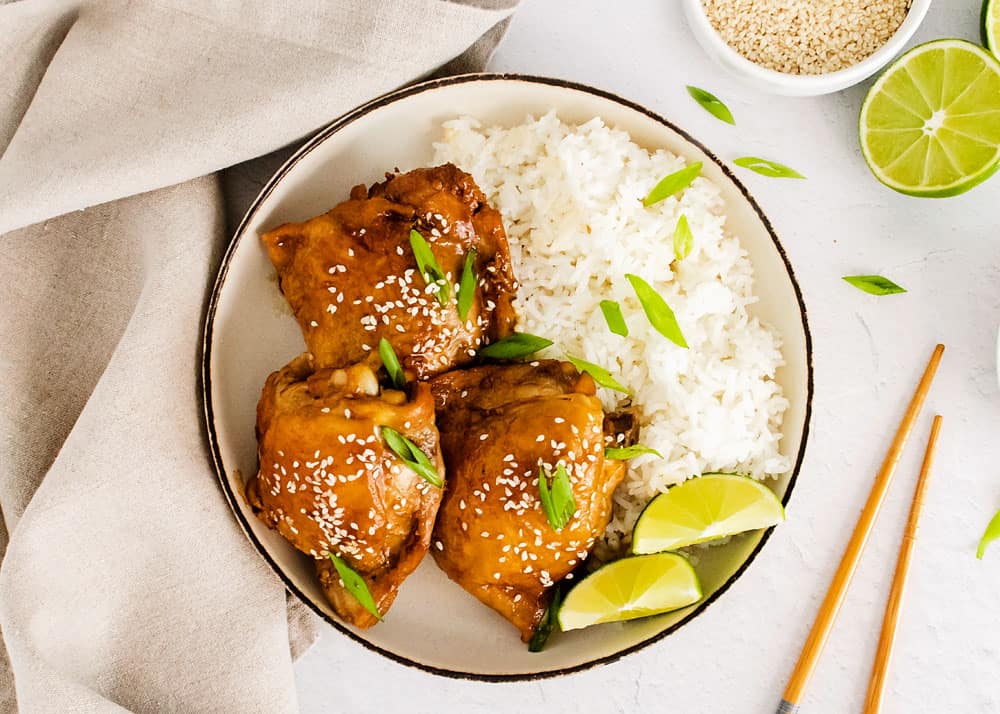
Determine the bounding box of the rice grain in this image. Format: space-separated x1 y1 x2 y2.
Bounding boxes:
434 113 791 553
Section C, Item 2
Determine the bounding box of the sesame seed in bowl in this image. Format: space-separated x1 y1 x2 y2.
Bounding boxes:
683 0 932 96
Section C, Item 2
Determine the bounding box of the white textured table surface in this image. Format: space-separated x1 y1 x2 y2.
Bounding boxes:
294 2 1000 712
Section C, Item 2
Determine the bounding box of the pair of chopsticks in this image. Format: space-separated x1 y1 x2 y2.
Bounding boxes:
777 344 945 714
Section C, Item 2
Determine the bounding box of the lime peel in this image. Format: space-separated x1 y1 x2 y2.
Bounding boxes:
984 0 999 56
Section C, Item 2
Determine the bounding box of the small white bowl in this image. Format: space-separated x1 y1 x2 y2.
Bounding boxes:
683 0 932 96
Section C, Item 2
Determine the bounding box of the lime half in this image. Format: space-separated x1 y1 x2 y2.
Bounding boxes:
859 39 1000 197
557 553 701 631
985 0 999 56
631 473 785 555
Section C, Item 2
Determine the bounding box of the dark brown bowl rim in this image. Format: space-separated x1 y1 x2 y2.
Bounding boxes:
201 72 814 683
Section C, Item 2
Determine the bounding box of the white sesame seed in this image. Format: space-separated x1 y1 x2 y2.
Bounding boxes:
705 0 909 75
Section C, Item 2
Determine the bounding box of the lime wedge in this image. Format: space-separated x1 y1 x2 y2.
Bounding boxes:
859 39 1000 197
631 473 784 555
557 553 701 631
985 0 999 56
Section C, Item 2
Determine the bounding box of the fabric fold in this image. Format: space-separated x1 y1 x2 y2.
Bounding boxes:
0 0 518 710
0 0 517 235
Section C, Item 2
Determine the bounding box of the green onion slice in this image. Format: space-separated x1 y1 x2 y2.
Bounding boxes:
478 332 554 360
625 273 688 349
381 426 442 488
457 248 477 322
328 553 382 620
539 463 577 531
977 507 1000 559
673 215 693 261
643 162 702 207
686 85 736 125
378 338 405 390
409 229 450 305
599 299 628 337
528 582 566 652
842 275 906 295
733 156 805 179
604 445 664 460
565 354 630 394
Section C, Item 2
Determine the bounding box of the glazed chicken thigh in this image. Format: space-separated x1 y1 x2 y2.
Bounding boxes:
246 353 444 627
260 164 517 379
429 361 629 641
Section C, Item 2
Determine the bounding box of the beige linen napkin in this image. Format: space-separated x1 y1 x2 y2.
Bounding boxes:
0 0 517 711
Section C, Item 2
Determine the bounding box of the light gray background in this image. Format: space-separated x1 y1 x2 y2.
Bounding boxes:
294 1 1000 711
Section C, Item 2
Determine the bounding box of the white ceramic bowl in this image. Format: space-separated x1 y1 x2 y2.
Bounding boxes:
683 0 932 96
203 74 813 679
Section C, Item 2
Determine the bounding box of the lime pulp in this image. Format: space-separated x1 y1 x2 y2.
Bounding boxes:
557 552 702 631
631 473 785 555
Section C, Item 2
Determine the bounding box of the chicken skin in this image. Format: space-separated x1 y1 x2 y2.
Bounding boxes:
428 361 628 641
260 164 517 379
245 353 444 628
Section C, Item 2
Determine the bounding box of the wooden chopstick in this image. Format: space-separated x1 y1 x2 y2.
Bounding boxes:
776 343 944 714
862 414 943 714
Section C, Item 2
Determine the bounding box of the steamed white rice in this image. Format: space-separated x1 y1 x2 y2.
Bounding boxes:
433 112 790 551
